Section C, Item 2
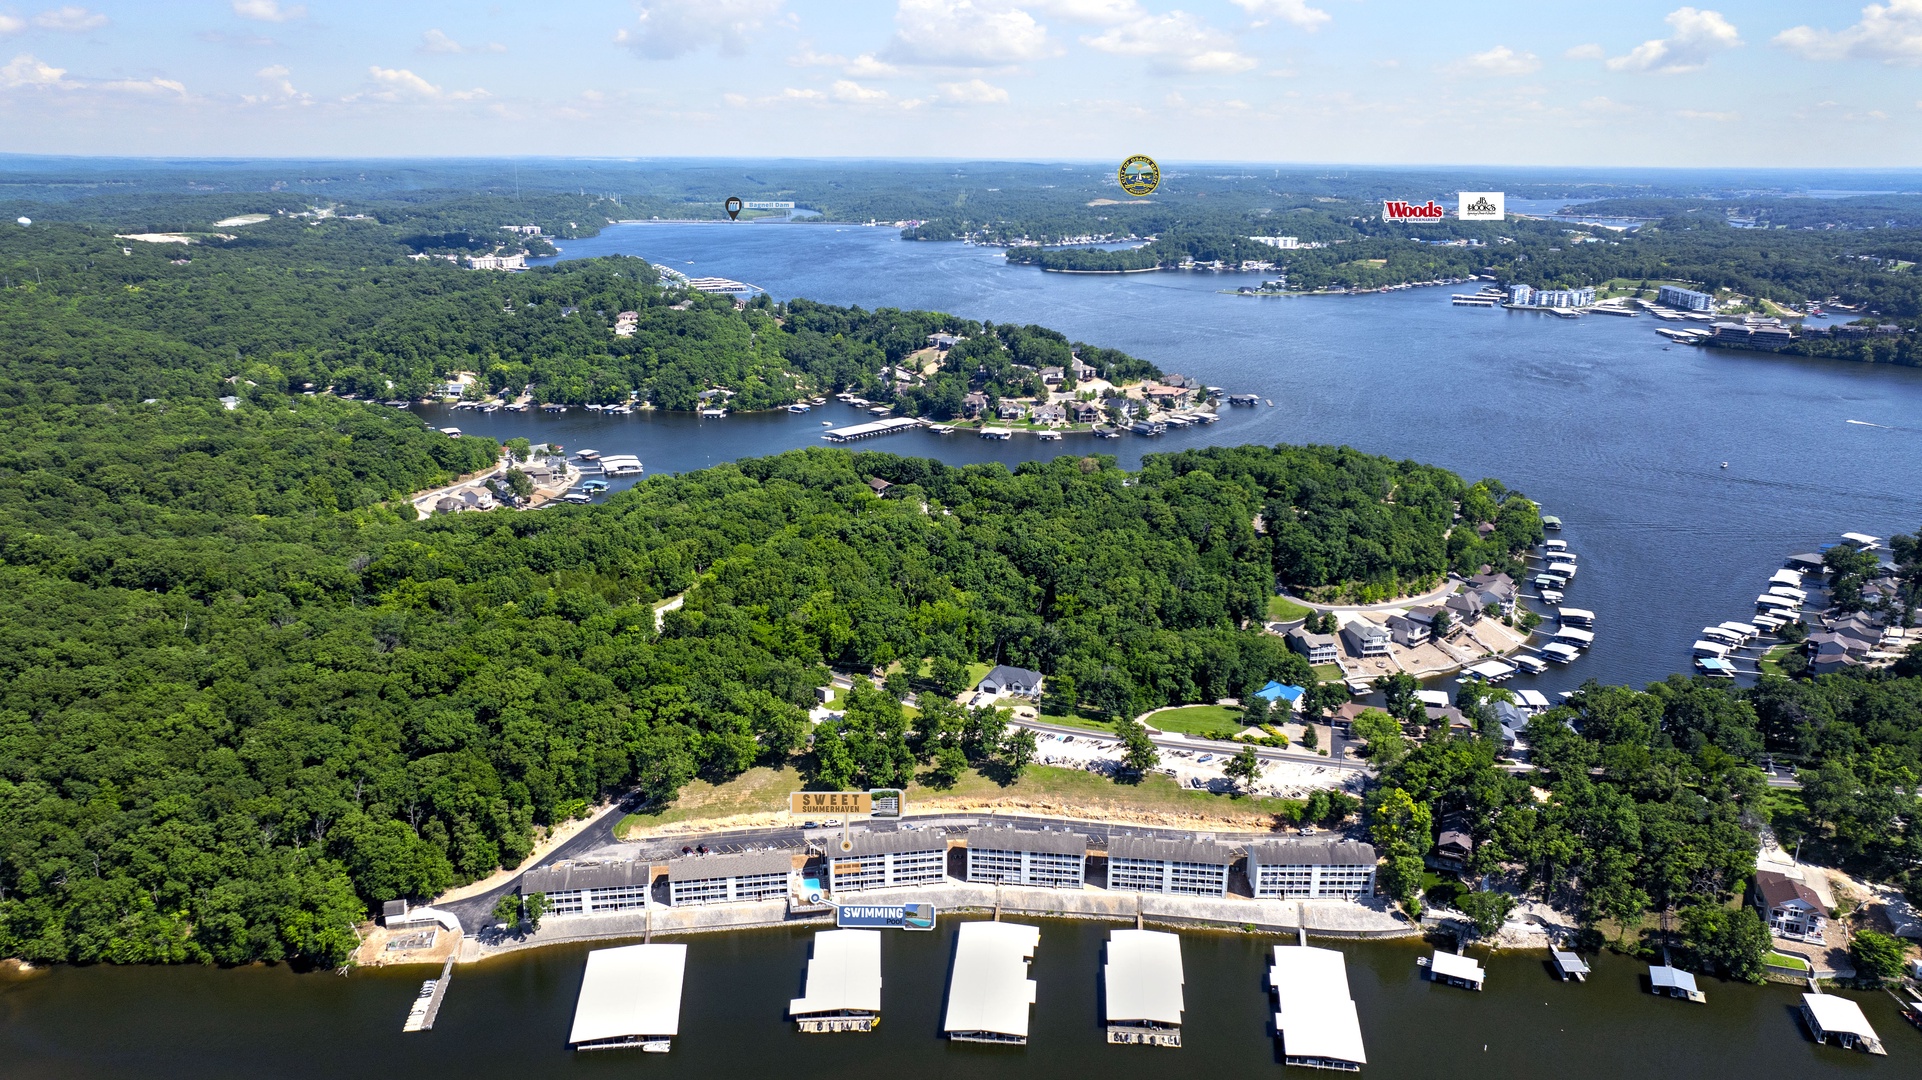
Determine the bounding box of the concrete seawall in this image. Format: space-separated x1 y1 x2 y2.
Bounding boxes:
459 881 1417 963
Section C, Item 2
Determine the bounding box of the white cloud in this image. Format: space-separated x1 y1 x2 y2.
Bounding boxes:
791 43 901 77
1607 8 1741 74
420 29 506 55
1084 11 1256 74
1565 43 1605 60
98 76 188 97
846 53 901 76
831 78 889 103
1454 45 1541 76
885 0 1054 67
232 0 305 21
780 87 825 101
939 77 1009 103
244 63 310 103
362 66 488 101
1775 1 1922 66
617 0 783 60
1228 0 1330 31
0 15 24 34
1675 108 1738 121
1 51 71 87
1027 0 1139 23
33 6 109 32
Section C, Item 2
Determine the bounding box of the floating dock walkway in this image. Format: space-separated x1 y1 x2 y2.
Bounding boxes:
402 956 455 1032
790 929 882 1033
1104 928 1184 1047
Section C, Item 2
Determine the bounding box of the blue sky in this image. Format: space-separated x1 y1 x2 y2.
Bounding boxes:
1 1 1918 164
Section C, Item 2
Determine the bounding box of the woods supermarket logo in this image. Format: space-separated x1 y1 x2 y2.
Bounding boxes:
1458 191 1506 221
1382 199 1446 222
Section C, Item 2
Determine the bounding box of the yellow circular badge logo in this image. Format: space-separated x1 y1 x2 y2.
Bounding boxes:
1117 154 1160 197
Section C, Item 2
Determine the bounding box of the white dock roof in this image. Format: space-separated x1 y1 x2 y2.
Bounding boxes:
1802 993 1880 1043
789 929 882 1017
1769 570 1802 586
1465 660 1516 680
1269 946 1365 1066
1429 950 1485 984
1720 621 1760 636
569 943 687 1044
1649 965 1698 993
1840 532 1880 549
943 922 1039 1038
1557 607 1595 622
1516 689 1551 709
1104 929 1184 1026
1555 627 1595 646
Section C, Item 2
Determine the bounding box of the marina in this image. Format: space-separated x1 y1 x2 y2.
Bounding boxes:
1269 943 1367 1071
1103 929 1185 1047
567 943 687 1051
943 921 1041 1044
788 929 882 1033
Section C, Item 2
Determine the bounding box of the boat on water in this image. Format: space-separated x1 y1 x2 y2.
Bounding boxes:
581 480 609 492
787 403 812 413
641 1041 672 1054
1264 398 1274 406
1542 516 1563 531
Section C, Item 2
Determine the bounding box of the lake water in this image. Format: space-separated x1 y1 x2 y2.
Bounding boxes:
2 921 1909 1078
450 222 1922 694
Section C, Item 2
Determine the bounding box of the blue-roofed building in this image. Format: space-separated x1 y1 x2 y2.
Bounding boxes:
1253 682 1306 713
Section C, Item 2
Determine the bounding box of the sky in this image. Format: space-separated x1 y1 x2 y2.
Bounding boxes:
0 1 1919 166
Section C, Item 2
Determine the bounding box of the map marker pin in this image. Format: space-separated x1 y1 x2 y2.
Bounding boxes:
725 197 743 221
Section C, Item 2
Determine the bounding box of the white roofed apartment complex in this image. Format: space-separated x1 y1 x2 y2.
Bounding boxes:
829 830 949 894
1249 841 1378 900
789 929 883 1033
966 825 1087 889
1105 836 1234 897
944 921 1041 1044
520 860 651 918
666 851 795 907
1105 929 1186 1047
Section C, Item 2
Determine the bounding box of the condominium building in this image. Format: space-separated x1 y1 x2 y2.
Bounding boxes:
1657 284 1714 311
666 851 796 907
1105 836 1234 897
520 859 653 918
829 830 949 894
965 825 1088 889
1248 841 1378 900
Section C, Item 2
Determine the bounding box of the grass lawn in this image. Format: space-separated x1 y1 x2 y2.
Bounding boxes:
1266 595 1312 622
1759 643 1794 676
1312 664 1343 682
1038 711 1113 733
1145 704 1247 738
1765 951 1810 970
965 661 993 688
618 761 1304 836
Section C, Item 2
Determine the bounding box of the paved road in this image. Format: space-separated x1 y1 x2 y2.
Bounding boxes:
1018 716 1370 774
1276 578 1462 614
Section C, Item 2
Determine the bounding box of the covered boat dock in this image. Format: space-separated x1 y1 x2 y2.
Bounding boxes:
1550 949 1589 981
1801 993 1885 1054
789 929 882 1033
1422 949 1486 990
1269 945 1367 1071
568 943 687 1051
943 922 1039 1044
1104 929 1185 1047
1649 964 1706 1003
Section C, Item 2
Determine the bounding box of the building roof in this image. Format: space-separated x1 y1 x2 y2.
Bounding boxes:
1105 929 1185 1026
968 824 1087 856
789 929 882 1017
1108 834 1237 865
523 859 651 894
1249 840 1378 867
1649 965 1699 993
943 921 1040 1037
1269 946 1366 1065
666 850 795 882
1254 681 1306 703
1287 628 1337 649
1755 869 1825 911
1802 993 1881 1044
979 664 1043 689
845 829 947 857
1551 949 1590 975
569 943 687 1043
1430 950 1485 983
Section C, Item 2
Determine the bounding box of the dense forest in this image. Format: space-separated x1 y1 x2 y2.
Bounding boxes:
0 216 1170 411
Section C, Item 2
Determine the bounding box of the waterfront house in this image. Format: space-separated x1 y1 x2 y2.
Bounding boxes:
1105 835 1234 897
1039 366 1065 386
865 477 895 497
1431 817 1472 871
1142 383 1194 409
961 392 989 418
1070 357 1099 382
666 850 795 907
965 825 1087 889
997 400 1027 421
1032 402 1066 425
1443 593 1484 625
1071 400 1106 424
1755 869 1827 943
522 859 653 918
977 664 1044 699
1286 627 1339 665
1465 573 1518 616
1386 613 1430 648
829 830 949 894
1248 840 1378 899
927 333 959 351
1339 621 1392 658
